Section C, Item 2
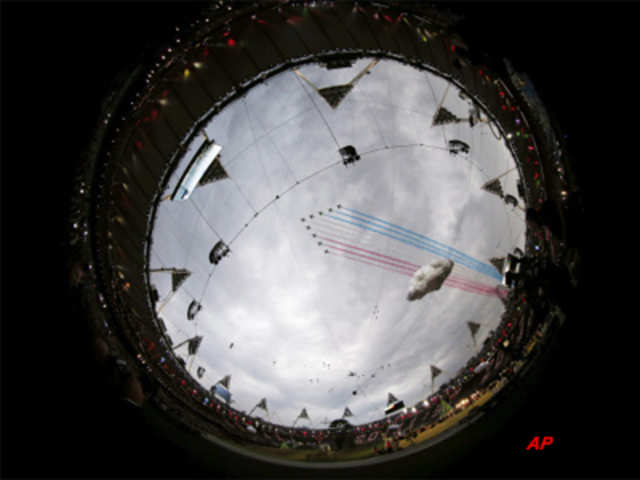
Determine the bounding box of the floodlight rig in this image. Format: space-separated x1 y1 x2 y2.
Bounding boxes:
170 130 223 201
339 145 361 166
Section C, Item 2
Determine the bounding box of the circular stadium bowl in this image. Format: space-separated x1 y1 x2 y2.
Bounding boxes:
67 0 580 474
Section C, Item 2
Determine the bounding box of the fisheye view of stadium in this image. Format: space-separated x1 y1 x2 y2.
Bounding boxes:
66 0 580 470
3 0 612 477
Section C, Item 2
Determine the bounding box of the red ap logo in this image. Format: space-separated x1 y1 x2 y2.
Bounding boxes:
526 436 554 450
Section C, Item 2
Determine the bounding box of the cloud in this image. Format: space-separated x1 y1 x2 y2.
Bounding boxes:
407 259 454 301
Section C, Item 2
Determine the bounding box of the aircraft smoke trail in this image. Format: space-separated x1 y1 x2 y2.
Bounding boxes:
317 234 500 294
325 208 502 281
340 207 501 277
311 219 411 260
444 278 499 296
328 251 417 277
325 243 417 272
310 224 374 246
319 236 418 269
326 212 500 280
326 247 501 298
314 217 360 236
338 208 493 270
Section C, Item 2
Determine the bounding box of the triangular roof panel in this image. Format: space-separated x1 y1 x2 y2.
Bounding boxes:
198 157 228 186
171 270 191 292
433 106 463 126
317 84 353 109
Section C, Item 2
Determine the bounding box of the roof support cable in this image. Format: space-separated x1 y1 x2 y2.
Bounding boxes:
294 70 341 149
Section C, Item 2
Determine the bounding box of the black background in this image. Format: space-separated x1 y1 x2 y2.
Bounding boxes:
1 2 636 478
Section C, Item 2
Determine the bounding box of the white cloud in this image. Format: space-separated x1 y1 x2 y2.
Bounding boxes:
406 259 454 301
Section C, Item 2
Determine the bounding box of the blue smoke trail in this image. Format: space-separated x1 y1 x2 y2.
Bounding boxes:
325 209 501 281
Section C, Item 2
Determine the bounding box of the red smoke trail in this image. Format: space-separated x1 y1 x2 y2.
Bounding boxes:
318 235 420 269
446 276 499 295
444 278 499 297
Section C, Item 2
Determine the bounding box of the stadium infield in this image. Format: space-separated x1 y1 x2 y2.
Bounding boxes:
223 379 508 464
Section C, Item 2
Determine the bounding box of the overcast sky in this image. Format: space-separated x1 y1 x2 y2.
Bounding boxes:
148 58 525 427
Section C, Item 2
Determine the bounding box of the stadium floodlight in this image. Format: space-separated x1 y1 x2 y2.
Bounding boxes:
211 383 232 404
384 400 405 415
171 138 223 201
